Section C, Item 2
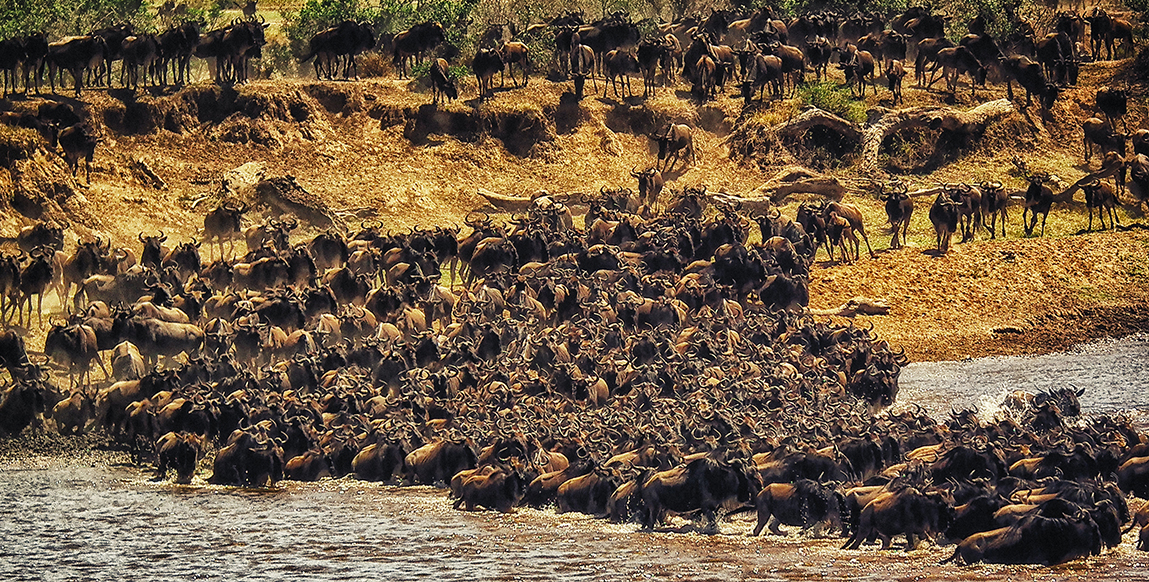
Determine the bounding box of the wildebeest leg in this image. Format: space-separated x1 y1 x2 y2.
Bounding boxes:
753 511 768 535
903 533 918 551
769 515 786 535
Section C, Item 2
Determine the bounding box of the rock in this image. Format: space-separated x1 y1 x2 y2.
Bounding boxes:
221 161 266 196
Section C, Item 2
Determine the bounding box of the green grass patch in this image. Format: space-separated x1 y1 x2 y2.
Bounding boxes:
796 82 867 124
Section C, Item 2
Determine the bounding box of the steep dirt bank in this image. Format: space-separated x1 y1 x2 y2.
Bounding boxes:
808 230 1149 362
1 61 1147 363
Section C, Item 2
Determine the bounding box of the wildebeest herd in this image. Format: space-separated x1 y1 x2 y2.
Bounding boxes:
0 4 1140 106
0 177 1148 566
0 17 266 97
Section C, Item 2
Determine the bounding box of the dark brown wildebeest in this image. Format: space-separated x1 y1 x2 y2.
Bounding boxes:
58 123 98 185
602 48 638 98
879 181 912 249
979 180 1009 239
653 124 695 172
929 191 961 254
393 21 445 79
1082 179 1120 231
754 479 845 536
472 47 504 101
843 487 953 551
203 200 248 260
427 58 457 104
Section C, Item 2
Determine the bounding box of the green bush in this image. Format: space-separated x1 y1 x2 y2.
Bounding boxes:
0 0 155 38
797 81 866 124
283 0 481 63
769 0 908 18
282 0 375 52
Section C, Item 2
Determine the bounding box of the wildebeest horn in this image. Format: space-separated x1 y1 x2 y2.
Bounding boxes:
630 165 641 178
158 231 166 242
139 232 146 243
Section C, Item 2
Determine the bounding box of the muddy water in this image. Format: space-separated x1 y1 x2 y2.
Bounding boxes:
3 334 1149 581
900 333 1149 425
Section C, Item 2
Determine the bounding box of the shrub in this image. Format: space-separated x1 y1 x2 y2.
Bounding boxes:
0 0 154 38
797 82 866 124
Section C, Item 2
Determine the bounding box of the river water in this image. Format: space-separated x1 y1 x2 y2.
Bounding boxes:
3 335 1149 581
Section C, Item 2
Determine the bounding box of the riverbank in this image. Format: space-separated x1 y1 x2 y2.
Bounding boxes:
809 229 1149 362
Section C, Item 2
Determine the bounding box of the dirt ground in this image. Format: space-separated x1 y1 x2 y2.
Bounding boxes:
1 54 1148 363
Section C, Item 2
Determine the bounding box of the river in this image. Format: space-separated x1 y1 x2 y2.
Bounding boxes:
2 334 1149 581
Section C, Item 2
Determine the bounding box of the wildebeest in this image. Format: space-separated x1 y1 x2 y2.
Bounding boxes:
208 429 283 486
15 246 54 326
630 166 664 207
653 124 695 172
879 181 912 249
301 20 375 80
497 41 529 88
693 54 717 100
157 21 201 86
472 48 504 101
112 314 205 365
153 431 206 484
754 479 845 536
1125 153 1149 214
1082 179 1120 230
740 53 783 104
823 201 873 258
929 46 986 98
1095 86 1128 133
221 18 269 84
16 222 65 254
0 378 46 436
1001 55 1058 112
110 340 145 381
46 36 106 96
945 510 1102 565
121 34 159 90
203 200 248 260
44 320 103 389
915 37 955 87
979 180 1008 239
1082 116 1126 165
20 32 49 95
393 21 445 79
1020 167 1055 237
843 487 952 551
404 438 477 485
603 48 638 98
453 467 525 512
427 58 457 104
841 50 876 98
885 59 906 105
635 38 667 97
641 454 756 532
0 329 36 381
929 191 961 254
0 37 24 96
57 123 98 185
